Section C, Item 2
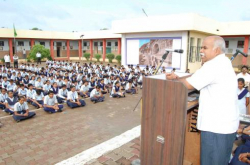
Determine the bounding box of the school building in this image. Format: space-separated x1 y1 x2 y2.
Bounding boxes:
0 13 250 72
0 29 122 62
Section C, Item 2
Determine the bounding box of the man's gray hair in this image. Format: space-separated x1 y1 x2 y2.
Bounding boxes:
212 36 226 53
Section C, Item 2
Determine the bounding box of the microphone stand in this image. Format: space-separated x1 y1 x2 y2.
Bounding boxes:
132 51 170 111
230 51 239 62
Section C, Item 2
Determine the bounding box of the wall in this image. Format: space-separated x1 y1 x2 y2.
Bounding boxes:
187 31 210 73
121 31 188 72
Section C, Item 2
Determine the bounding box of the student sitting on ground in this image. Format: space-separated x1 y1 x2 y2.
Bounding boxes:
98 79 108 94
6 79 15 92
58 85 68 102
4 91 18 115
90 86 105 103
238 78 250 114
35 77 43 91
50 82 63 103
43 91 63 113
18 84 27 98
0 88 7 109
2 77 9 89
26 84 36 104
88 77 96 92
111 81 125 98
32 89 44 108
80 81 90 98
125 79 137 94
43 80 51 95
13 96 36 122
67 86 86 108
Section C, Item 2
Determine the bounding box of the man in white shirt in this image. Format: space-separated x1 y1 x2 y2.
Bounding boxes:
4 54 10 68
36 51 42 64
43 91 63 113
237 65 250 87
13 96 36 122
167 36 239 165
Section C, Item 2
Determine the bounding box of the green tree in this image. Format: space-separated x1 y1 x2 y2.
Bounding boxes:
115 55 121 65
31 27 42 31
84 53 91 61
28 44 52 61
95 54 101 62
106 53 115 63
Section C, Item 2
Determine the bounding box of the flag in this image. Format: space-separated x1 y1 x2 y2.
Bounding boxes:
13 24 17 38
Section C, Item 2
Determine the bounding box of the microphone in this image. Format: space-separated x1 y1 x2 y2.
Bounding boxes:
230 49 248 61
236 49 248 57
165 49 184 53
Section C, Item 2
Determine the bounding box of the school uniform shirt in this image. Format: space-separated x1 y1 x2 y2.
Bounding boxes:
0 93 8 102
187 54 239 134
125 83 131 90
32 93 44 101
2 81 9 88
80 85 89 92
14 102 29 112
5 97 18 109
43 84 51 91
44 95 58 106
238 88 250 114
67 91 78 101
18 88 27 96
7 83 15 91
58 89 68 99
90 89 99 98
26 89 36 98
35 81 43 88
29 80 36 86
111 86 120 95
4 55 10 62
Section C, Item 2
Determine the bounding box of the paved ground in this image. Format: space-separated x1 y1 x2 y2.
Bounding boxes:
85 137 141 165
0 89 141 165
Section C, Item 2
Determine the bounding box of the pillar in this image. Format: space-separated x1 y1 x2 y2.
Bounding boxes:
243 36 249 65
50 40 54 59
66 40 70 60
90 40 93 60
118 38 121 55
30 39 35 48
78 40 82 60
8 39 13 62
103 39 106 62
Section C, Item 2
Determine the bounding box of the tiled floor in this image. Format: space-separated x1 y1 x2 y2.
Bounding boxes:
85 137 141 165
0 89 141 165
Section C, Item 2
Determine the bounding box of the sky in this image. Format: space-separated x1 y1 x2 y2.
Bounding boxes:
1 0 250 32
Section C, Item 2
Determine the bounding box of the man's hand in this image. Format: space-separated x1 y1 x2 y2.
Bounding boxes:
239 153 250 163
166 73 179 80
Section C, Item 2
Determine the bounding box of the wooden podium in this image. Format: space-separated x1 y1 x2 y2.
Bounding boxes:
141 74 200 165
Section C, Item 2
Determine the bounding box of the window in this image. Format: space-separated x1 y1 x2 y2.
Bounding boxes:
100 42 103 46
196 38 201 62
83 42 88 46
18 41 24 46
189 38 195 63
29 42 31 46
40 42 45 46
107 42 111 46
0 41 4 46
115 42 118 46
237 41 244 48
94 42 98 47
225 41 229 48
56 42 62 47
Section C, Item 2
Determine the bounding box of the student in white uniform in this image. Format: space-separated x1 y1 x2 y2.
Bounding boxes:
4 54 10 68
167 36 239 165
43 91 63 113
79 81 90 98
90 86 105 103
13 96 36 122
0 88 7 109
111 81 125 98
58 85 68 101
237 66 250 87
32 89 44 108
18 84 27 98
5 91 18 115
237 78 249 114
67 86 86 108
26 84 36 104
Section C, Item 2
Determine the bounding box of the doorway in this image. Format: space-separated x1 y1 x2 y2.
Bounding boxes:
57 47 60 57
13 47 15 55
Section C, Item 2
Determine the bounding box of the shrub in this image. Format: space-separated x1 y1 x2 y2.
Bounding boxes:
106 53 115 63
95 54 101 62
28 44 52 61
1 58 4 63
84 53 91 61
115 55 121 65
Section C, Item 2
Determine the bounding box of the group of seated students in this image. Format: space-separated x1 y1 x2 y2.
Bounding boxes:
0 60 151 122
